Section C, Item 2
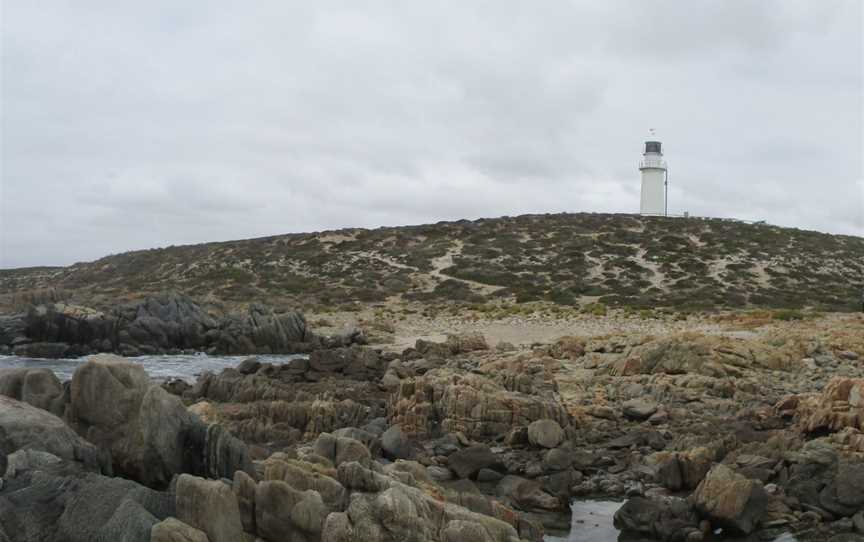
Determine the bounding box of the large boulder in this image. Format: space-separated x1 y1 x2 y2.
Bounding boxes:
0 461 173 542
690 464 768 535
622 398 658 421
68 355 253 488
255 480 328 541
176 474 244 542
0 368 65 416
0 395 109 474
381 424 414 460
215 304 312 354
527 420 564 449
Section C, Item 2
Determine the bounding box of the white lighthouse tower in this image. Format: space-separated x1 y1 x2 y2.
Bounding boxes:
639 129 668 216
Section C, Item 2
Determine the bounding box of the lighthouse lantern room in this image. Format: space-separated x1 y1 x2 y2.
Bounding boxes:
639 129 668 216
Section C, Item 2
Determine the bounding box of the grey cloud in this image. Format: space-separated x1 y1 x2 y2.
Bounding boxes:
1 0 861 268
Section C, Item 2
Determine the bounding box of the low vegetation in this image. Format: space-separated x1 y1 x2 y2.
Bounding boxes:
2 213 862 312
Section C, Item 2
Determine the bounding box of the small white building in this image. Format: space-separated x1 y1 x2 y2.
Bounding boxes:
639 130 668 216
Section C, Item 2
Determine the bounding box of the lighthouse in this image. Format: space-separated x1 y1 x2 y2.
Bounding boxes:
639 129 668 216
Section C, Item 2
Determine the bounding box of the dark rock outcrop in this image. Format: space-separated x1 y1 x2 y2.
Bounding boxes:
0 396 171 542
613 496 701 541
0 293 329 358
68 354 253 488
0 395 109 475
0 466 174 542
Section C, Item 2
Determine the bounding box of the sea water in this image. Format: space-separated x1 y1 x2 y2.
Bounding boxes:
0 353 307 382
543 501 798 542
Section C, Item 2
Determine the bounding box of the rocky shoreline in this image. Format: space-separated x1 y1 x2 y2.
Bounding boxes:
0 293 362 358
1 310 864 541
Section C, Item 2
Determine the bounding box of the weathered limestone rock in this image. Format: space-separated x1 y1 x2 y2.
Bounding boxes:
176 475 244 542
690 464 768 535
263 456 347 509
789 378 864 437
389 369 570 441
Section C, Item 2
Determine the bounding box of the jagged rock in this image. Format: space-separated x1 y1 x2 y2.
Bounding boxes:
0 461 173 542
0 368 65 416
2 294 320 357
326 461 523 542
176 475 244 542
262 457 346 509
68 355 253 488
791 378 864 437
150 518 210 542
691 464 768 535
313 432 372 467
527 420 564 449
389 368 570 441
0 395 109 474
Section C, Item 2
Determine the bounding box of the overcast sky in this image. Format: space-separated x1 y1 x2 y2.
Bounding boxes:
1 1 862 268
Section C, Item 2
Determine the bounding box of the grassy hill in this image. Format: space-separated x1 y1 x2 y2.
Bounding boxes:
2 213 863 312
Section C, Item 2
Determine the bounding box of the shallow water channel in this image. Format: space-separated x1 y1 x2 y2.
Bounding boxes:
543 501 798 542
